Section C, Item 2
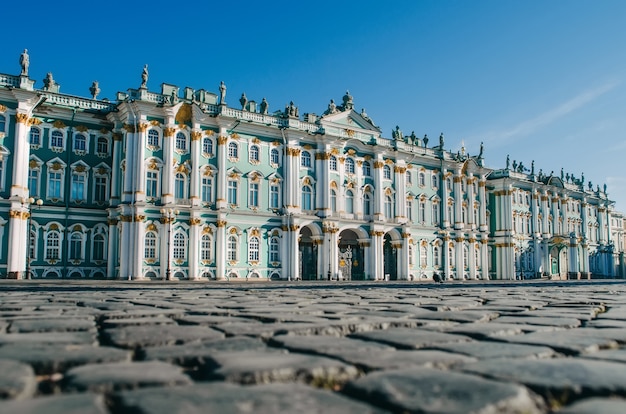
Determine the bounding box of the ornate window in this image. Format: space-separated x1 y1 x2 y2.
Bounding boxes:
96 136 109 155
301 151 312 168
173 232 186 260
432 202 440 225
50 130 64 150
249 182 259 208
420 244 428 267
94 171 109 204
249 145 260 163
330 189 337 212
419 200 426 223
29 163 41 198
70 163 89 203
269 236 280 262
201 234 212 261
227 235 238 261
227 179 238 205
146 170 159 199
248 236 260 262
69 232 83 260
175 132 187 152
418 172 426 187
329 155 337 171
270 148 280 165
45 231 61 260
363 192 372 216
29 229 37 260
73 133 87 153
383 165 391 180
270 183 280 209
202 137 213 155
92 233 106 261
406 171 412 185
463 245 469 269
48 171 63 199
144 231 157 259
201 176 213 203
301 185 312 210
345 157 355 174
346 190 354 214
432 174 438 189
228 142 239 159
433 245 440 267
384 195 393 219
174 172 187 200
408 244 414 266
362 161 371 177
29 127 41 146
147 130 160 147
407 199 413 221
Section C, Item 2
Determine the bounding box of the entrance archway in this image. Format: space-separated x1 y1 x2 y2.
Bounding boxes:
550 245 568 280
383 233 398 280
299 226 318 280
338 229 364 280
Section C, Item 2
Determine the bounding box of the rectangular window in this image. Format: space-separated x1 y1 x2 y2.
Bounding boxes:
146 171 158 198
71 174 86 201
201 177 213 203
228 181 238 205
270 184 280 209
249 183 259 207
48 172 62 199
95 176 107 202
29 169 39 197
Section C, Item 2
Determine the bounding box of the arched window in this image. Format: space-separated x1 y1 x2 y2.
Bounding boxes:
383 165 391 180
96 137 109 155
463 245 469 269
406 171 412 185
0 115 5 132
419 200 426 223
384 195 393 219
69 232 83 260
345 158 355 174
270 183 280 209
409 244 414 266
203 137 213 155
175 132 187 151
364 192 372 216
448 204 454 223
228 142 238 158
329 155 337 171
270 148 280 165
73 133 86 152
227 235 238 261
201 234 212 261
475 245 481 268
420 245 428 267
432 202 440 225
432 174 439 189
248 236 260 262
407 199 413 221
147 130 160 147
201 175 213 203
46 231 61 260
302 185 312 210
144 231 157 259
301 151 311 167
93 233 106 261
29 229 37 260
330 189 337 212
249 182 259 207
419 172 426 187
173 232 186 260
227 179 238 205
146 170 159 199
29 127 41 145
175 173 186 199
449 244 455 267
433 245 440 267
346 190 354 214
249 145 260 163
270 237 280 262
362 161 371 176
446 177 452 191
51 130 64 149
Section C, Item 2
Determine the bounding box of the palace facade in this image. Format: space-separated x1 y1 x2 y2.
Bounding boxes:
0 53 623 280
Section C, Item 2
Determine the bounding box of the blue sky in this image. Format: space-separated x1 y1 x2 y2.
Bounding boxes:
2 1 626 209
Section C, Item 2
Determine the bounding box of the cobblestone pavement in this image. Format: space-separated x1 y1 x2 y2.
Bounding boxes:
1 280 626 413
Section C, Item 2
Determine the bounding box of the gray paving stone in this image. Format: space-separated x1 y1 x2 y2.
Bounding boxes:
0 343 131 375
441 322 563 339
269 334 395 356
460 358 626 406
103 324 224 348
342 367 545 413
101 315 176 328
580 348 626 363
584 319 626 328
0 331 96 345
335 349 476 371
7 317 96 333
350 327 472 349
0 393 108 414
497 330 619 355
410 309 500 323
63 360 192 393
0 359 37 400
114 382 387 413
494 315 582 328
207 350 360 386
558 397 626 414
431 340 557 359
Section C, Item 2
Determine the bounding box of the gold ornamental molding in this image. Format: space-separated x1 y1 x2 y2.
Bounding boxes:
189 217 202 225
76 125 89 132
15 113 30 124
149 120 161 127
164 127 176 137
216 220 227 228
123 124 135 133
204 129 215 136
113 132 123 141
107 218 119 226
394 166 406 174
217 135 228 145
146 223 158 231
373 161 384 169
28 117 42 126
202 226 213 235
0 104 6 112
138 123 149 132
191 131 202 141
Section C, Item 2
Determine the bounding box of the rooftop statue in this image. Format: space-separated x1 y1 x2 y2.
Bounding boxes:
392 125 402 141
410 131 417 145
506 155 510 169
478 141 484 158
439 133 444 149
219 81 226 105
20 49 29 76
342 90 354 110
140 65 148 88
240 93 248 111
423 134 429 147
326 99 337 114
260 98 269 114
531 160 535 175
89 81 100 99
43 72 55 91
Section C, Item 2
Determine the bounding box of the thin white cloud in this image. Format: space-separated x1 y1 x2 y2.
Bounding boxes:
480 80 621 144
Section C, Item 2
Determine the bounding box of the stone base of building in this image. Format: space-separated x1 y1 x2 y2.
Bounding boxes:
568 272 581 280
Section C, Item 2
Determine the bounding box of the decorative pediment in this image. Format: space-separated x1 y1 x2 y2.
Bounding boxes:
320 109 380 132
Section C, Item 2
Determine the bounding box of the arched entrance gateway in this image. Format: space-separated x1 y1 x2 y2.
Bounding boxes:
338 229 364 280
383 233 398 280
298 226 318 280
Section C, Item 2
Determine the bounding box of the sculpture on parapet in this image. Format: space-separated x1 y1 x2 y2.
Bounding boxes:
392 126 402 141
531 160 535 175
423 134 429 147
219 81 227 105
42 72 56 91
285 101 298 118
478 142 484 158
588 181 593 190
140 65 148 89
604 183 607 193
439 133 444 149
342 90 354 110
410 131 417 145
89 81 100 99
505 155 510 169
239 93 248 111
20 49 29 76
326 99 337 114
260 98 269 114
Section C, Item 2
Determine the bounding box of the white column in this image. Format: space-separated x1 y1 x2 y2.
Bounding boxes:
107 218 118 279
395 163 407 221
190 130 202 207
370 230 384 280
110 132 123 204
453 171 463 230
481 239 489 280
135 123 148 203
132 209 145 279
373 159 384 221
189 216 200 279
215 217 227 279
455 238 464 279
162 126 175 205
